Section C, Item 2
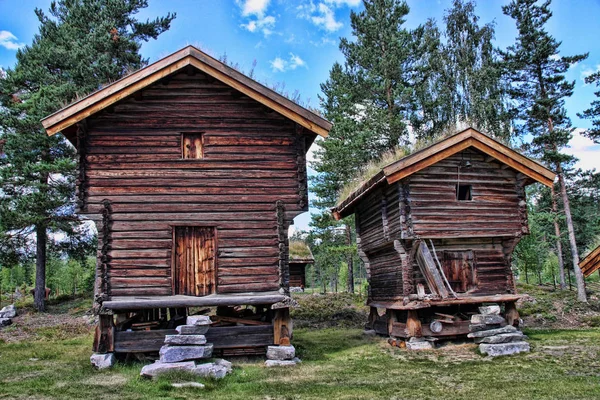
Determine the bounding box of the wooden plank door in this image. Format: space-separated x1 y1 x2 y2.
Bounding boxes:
173 227 216 296
442 250 476 293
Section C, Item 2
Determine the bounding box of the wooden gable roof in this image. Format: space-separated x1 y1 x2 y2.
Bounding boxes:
580 245 600 277
332 128 556 220
41 46 332 139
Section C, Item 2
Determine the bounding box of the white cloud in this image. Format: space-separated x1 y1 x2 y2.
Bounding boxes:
0 30 25 50
565 128 600 171
270 57 287 72
325 0 361 6
311 3 343 32
310 37 337 47
289 53 306 69
238 0 270 17
240 14 276 37
270 53 308 72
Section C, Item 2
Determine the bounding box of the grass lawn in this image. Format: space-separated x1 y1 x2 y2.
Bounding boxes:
1 326 600 399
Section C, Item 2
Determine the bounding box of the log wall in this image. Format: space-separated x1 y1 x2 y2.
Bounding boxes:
81 69 314 297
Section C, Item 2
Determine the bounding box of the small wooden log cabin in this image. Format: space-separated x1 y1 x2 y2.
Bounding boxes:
288 241 314 289
580 245 600 278
41 46 331 356
331 129 556 339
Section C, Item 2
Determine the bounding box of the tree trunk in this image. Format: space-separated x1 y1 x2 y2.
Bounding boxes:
345 223 354 294
34 224 47 312
556 163 587 302
551 186 567 290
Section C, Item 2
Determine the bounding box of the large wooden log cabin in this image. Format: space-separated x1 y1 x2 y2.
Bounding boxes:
332 129 556 339
41 46 331 356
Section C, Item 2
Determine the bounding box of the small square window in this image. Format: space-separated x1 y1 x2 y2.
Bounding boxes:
182 133 204 159
456 184 472 201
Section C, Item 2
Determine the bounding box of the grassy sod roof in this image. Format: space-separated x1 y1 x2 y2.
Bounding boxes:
289 240 314 263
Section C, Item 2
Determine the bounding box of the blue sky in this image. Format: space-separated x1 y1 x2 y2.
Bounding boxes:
1 0 599 232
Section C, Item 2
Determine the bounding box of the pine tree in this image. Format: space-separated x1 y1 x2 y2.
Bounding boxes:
501 0 588 301
578 71 600 143
0 0 175 311
312 0 422 292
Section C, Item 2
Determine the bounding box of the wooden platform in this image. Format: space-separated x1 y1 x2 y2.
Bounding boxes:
102 292 285 310
114 325 274 353
369 294 523 311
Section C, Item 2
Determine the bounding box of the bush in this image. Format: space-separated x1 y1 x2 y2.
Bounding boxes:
291 292 368 329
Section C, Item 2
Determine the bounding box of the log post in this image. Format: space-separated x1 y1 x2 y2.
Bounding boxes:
387 309 397 336
504 301 520 327
367 307 378 330
93 314 115 354
273 307 292 346
405 310 422 338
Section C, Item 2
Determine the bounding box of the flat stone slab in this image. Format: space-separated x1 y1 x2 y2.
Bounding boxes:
172 382 205 389
0 318 12 327
140 361 196 378
267 345 295 360
187 315 211 326
176 324 209 335
471 314 506 325
193 363 229 379
475 332 526 344
406 340 434 350
90 353 116 370
0 304 16 319
479 341 530 357
265 358 300 367
478 305 501 315
214 358 233 373
159 344 213 363
165 335 207 345
468 325 517 338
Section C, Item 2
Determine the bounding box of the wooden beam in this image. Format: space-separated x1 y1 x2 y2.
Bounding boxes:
102 293 286 310
92 315 115 354
406 310 422 337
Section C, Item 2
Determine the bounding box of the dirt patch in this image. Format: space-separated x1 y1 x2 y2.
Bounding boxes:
0 300 95 343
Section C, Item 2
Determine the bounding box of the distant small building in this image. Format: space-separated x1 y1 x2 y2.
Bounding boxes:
580 245 600 277
332 128 556 339
288 241 314 289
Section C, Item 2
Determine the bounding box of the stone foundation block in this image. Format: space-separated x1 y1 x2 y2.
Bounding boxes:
266 345 295 360
159 344 213 363
90 353 116 370
140 361 196 378
479 341 530 357
165 334 207 345
176 324 210 335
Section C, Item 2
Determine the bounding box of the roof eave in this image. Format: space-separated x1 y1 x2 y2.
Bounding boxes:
41 45 331 138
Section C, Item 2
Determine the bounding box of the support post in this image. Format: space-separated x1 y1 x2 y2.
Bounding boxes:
406 310 422 338
93 314 115 354
273 307 292 346
504 301 520 327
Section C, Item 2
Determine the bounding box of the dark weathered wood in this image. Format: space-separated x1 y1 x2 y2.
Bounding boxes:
102 293 285 310
273 307 291 345
504 301 520 327
92 315 115 353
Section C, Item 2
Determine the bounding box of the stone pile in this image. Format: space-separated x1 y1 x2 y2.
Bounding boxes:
0 304 16 327
265 345 301 367
468 305 530 357
140 315 233 379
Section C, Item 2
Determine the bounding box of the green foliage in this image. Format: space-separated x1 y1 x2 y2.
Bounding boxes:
0 0 175 310
578 70 600 143
413 0 511 139
500 0 587 165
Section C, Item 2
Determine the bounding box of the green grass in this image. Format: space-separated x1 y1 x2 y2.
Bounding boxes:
2 327 600 399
